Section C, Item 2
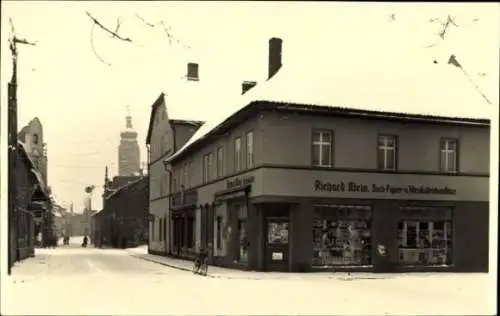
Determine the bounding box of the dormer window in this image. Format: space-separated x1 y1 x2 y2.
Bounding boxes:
33 134 39 145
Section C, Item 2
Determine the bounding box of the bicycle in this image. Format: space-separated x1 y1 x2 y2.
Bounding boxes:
192 251 209 276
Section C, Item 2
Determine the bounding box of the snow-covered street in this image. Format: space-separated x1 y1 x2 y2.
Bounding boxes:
1 238 496 315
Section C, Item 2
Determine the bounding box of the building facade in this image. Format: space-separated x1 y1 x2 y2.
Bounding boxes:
145 93 203 255
10 141 50 268
92 176 149 248
118 111 141 177
166 102 489 273
160 37 490 273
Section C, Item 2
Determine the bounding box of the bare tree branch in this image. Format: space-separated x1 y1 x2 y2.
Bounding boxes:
159 20 192 49
90 23 112 66
135 14 155 28
425 15 459 48
135 14 192 49
110 17 122 38
86 11 132 42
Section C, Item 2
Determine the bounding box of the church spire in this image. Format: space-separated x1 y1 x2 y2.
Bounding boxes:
125 105 133 129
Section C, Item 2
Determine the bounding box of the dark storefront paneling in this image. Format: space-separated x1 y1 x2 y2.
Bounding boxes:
453 201 489 272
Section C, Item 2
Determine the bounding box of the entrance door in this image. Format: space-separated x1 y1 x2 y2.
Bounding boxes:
265 217 289 272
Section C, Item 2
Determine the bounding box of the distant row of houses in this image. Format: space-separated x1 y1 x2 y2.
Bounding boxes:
98 35 491 273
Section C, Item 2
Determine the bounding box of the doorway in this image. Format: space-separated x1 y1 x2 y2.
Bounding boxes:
265 217 289 271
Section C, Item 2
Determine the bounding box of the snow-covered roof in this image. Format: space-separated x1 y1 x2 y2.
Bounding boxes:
105 176 147 200
17 140 49 198
166 53 491 164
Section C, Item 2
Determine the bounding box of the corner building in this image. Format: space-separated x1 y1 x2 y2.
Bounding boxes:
165 38 490 273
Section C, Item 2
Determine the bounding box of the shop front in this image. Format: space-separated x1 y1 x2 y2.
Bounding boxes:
170 188 198 259
253 167 489 273
196 167 488 273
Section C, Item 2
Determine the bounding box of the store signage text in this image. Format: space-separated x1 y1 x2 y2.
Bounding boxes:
314 180 456 195
227 176 255 189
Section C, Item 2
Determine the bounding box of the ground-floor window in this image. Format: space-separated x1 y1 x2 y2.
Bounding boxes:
215 216 223 250
312 205 372 267
238 220 248 262
398 220 453 265
187 217 195 249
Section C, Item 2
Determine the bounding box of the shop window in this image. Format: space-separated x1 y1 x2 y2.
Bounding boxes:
377 134 397 171
238 220 248 262
151 217 155 241
312 205 372 267
440 138 458 173
267 222 289 244
216 216 223 250
398 220 453 265
187 217 195 249
312 130 333 167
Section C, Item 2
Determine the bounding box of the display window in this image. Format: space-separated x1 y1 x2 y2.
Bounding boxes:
398 220 453 265
312 205 372 266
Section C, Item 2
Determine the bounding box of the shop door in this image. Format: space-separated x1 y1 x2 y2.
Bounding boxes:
265 217 289 272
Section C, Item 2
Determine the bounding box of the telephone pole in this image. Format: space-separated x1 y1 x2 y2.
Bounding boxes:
7 18 35 274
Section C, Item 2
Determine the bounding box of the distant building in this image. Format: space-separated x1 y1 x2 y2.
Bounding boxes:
18 117 48 184
118 109 140 177
92 176 149 248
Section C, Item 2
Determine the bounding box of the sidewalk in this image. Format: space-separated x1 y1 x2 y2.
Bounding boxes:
126 246 376 281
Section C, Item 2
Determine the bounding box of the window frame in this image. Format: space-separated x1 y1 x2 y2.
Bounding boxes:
246 130 254 169
377 134 398 171
208 152 213 181
234 137 242 172
216 146 224 178
202 154 209 184
439 137 459 173
311 129 334 168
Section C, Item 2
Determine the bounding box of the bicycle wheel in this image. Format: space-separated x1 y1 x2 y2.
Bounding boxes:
192 261 198 274
202 258 208 276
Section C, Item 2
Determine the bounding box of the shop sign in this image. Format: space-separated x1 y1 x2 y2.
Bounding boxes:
314 180 456 195
226 176 255 189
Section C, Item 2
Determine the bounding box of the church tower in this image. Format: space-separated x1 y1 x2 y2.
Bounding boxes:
118 107 141 176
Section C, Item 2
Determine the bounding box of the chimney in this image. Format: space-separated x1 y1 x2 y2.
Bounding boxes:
268 37 283 80
187 62 199 81
241 81 257 95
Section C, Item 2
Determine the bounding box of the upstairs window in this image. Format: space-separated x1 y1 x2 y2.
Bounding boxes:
217 146 224 178
203 154 212 184
440 138 458 173
246 131 254 168
377 135 397 170
312 130 333 167
235 137 242 172
208 153 213 181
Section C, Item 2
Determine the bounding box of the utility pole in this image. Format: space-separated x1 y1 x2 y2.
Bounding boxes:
7 18 35 274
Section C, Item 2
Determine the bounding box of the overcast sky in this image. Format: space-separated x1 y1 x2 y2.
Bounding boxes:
1 1 498 212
